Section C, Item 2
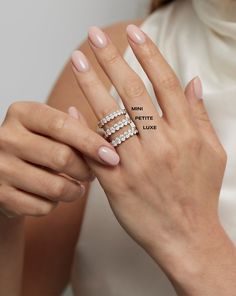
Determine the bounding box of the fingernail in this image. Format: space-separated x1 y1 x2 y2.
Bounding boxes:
193 76 203 99
126 24 146 45
88 26 108 48
98 146 120 166
71 50 90 72
68 106 80 119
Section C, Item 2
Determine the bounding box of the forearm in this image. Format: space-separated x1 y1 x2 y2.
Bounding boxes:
154 222 236 296
0 214 25 296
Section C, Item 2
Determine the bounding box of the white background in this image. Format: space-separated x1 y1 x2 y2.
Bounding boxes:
0 0 149 123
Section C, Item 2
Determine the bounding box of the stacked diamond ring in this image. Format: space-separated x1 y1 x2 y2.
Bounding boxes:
97 108 139 147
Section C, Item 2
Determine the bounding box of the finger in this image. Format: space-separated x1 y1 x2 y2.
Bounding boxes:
68 106 95 181
71 50 141 149
71 50 146 140
0 184 58 218
86 26 161 129
1 154 85 203
72 108 122 188
4 126 94 182
126 24 191 126
71 105 142 193
11 102 120 166
68 106 88 127
185 77 222 147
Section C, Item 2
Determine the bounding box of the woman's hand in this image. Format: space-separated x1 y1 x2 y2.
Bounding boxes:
71 25 236 294
0 102 120 218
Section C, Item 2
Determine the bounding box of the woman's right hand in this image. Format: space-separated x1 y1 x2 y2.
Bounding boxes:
0 101 120 218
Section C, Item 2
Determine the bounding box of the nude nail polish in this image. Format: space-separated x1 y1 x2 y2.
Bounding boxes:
126 24 146 44
68 106 80 119
98 146 120 166
88 26 108 48
193 76 203 99
71 50 90 72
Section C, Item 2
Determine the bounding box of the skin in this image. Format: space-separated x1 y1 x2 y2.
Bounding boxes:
0 18 236 296
0 19 143 296
70 25 236 295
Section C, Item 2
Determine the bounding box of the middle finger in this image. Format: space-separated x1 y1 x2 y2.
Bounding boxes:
87 26 162 129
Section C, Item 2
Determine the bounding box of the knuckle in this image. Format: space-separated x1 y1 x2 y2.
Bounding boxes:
52 145 73 170
0 126 20 151
216 147 228 165
81 77 101 91
102 48 120 65
33 103 49 117
159 73 180 91
163 145 179 163
123 77 146 99
142 43 158 66
126 162 149 188
49 115 68 133
7 102 23 116
221 149 228 163
185 134 202 154
49 180 68 200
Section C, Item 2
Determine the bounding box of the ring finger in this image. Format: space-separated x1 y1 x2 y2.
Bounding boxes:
71 51 140 150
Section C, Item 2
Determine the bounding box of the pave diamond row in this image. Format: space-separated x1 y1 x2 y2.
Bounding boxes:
104 117 131 138
111 127 139 147
98 108 126 128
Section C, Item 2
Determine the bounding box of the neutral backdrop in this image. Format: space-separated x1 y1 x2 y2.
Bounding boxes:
0 0 149 123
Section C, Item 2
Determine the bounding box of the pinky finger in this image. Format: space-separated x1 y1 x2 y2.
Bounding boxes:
0 185 58 218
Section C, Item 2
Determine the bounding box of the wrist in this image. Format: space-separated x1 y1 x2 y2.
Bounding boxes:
149 219 236 295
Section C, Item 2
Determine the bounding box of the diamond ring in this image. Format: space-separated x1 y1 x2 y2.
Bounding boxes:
97 107 139 147
111 126 138 147
97 108 126 128
103 117 132 138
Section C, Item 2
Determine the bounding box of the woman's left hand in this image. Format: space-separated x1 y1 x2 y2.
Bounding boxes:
71 25 233 290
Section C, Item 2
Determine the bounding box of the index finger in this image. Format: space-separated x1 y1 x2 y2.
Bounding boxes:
15 102 120 166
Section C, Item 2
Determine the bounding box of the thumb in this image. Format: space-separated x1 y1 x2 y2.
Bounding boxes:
185 77 221 147
67 106 118 185
68 106 105 136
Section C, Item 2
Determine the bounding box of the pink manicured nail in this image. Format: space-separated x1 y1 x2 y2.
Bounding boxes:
71 50 90 72
98 146 120 166
126 24 146 44
68 106 80 119
88 26 108 48
193 76 203 99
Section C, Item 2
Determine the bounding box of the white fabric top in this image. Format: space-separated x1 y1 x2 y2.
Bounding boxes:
64 0 236 295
